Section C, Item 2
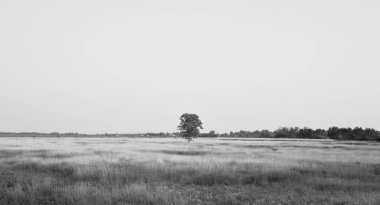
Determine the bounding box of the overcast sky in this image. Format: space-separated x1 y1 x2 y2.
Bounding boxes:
0 0 379 133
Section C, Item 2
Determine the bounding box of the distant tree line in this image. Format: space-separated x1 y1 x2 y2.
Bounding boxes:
199 130 218 138
215 127 380 141
1 127 379 141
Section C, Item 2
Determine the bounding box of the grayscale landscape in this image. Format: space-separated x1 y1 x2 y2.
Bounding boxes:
1 0 380 204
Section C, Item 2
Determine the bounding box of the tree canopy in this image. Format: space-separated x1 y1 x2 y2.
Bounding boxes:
177 113 203 142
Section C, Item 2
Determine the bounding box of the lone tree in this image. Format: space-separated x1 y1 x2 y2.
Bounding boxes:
177 113 203 142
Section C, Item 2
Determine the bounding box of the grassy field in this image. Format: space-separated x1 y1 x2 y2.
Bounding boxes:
0 137 379 205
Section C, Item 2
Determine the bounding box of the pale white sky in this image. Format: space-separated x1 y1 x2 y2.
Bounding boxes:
0 0 379 133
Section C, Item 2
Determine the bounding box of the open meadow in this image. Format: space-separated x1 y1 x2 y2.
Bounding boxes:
0 137 379 205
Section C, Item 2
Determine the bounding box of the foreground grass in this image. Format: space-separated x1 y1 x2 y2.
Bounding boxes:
0 137 379 205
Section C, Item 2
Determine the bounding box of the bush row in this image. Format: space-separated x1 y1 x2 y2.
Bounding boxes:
215 127 380 141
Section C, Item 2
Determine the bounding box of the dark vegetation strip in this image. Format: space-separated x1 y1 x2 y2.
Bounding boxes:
7 161 380 187
0 150 78 160
217 127 380 141
159 150 210 156
2 126 380 141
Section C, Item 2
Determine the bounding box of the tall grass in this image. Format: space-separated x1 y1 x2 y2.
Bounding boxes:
0 137 379 205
